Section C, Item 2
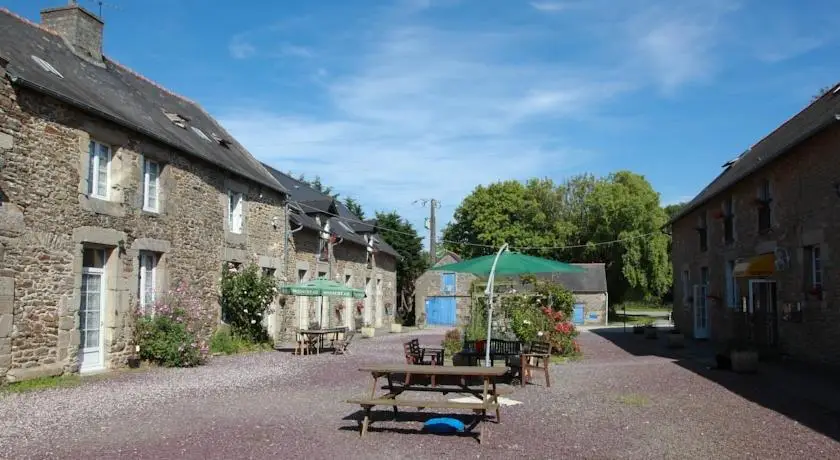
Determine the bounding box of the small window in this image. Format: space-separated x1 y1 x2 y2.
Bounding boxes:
191 126 212 142
227 191 243 234
723 197 734 244
138 251 158 313
807 245 822 290
697 212 708 252
31 55 64 78
700 267 709 285
262 267 276 278
88 140 111 199
344 274 351 285
725 260 738 308
681 270 690 304
143 159 160 212
758 179 772 233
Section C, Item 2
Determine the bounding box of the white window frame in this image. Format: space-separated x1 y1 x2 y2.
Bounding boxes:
811 245 822 290
80 248 106 356
88 140 112 199
139 252 158 314
143 159 161 213
228 191 243 234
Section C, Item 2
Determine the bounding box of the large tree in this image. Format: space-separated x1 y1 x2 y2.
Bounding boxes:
442 171 672 303
343 197 366 220
375 211 428 324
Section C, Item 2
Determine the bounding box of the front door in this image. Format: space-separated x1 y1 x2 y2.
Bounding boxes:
79 248 106 372
692 284 709 339
748 280 778 349
572 304 585 325
426 297 457 326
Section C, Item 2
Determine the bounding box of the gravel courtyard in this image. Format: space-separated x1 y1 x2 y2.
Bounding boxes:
2 328 840 459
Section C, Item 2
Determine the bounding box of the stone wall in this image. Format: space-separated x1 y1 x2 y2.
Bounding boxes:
0 78 287 381
281 228 397 341
576 292 607 326
671 122 840 368
414 253 477 328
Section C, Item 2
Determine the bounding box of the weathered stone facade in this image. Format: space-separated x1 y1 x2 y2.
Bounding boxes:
0 65 288 381
671 121 840 368
284 228 397 339
415 253 476 328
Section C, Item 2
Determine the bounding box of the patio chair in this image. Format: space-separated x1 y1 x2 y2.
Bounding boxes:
333 330 355 355
294 329 316 356
518 340 552 388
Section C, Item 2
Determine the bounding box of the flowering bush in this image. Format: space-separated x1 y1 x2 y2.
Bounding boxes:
334 301 346 321
540 306 579 355
134 281 209 367
219 262 278 343
354 300 364 316
442 328 462 357
502 276 579 356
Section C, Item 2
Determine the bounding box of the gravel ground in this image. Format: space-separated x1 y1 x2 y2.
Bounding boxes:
2 329 840 459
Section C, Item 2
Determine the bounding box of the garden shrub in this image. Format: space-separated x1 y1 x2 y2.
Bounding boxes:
501 276 580 356
134 281 209 367
219 262 278 344
442 328 462 357
210 324 271 355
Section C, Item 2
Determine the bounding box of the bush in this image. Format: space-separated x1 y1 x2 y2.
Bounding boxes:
501 276 580 356
210 325 271 355
442 328 462 357
219 263 278 343
134 281 209 367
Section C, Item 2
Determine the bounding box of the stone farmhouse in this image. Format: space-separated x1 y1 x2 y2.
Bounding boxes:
0 4 397 383
668 83 840 369
263 165 398 333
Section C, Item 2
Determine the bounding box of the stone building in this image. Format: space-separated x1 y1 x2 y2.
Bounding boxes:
263 166 398 336
415 252 608 327
0 5 292 382
668 83 840 369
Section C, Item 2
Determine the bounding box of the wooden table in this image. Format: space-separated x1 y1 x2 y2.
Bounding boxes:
345 364 509 444
298 327 345 355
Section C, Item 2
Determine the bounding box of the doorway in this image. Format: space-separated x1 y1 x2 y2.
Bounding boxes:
692 284 709 339
748 279 778 349
79 247 107 372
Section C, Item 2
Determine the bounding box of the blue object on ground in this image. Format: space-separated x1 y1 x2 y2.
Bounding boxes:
423 417 465 433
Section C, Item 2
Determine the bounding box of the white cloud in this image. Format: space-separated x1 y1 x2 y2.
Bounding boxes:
219 24 622 235
280 43 314 58
530 2 574 12
228 37 256 59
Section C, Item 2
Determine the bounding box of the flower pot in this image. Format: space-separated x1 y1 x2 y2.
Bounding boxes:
361 326 375 338
667 333 685 348
390 323 403 333
127 357 141 369
731 350 758 373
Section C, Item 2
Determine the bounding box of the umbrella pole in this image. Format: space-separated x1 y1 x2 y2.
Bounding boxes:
484 243 509 367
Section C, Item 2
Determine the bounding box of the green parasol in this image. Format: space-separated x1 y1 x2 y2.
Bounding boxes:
431 245 585 366
279 277 366 299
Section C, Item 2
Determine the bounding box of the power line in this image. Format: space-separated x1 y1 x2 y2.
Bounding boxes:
291 200 668 251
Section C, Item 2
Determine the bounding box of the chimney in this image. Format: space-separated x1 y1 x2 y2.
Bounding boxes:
40 1 104 63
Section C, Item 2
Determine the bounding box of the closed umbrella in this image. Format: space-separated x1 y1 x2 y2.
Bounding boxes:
431 244 585 366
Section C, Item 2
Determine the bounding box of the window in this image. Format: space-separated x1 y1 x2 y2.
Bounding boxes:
758 179 772 233
681 270 690 303
725 260 738 308
723 197 734 244
697 212 708 252
262 267 276 278
138 252 158 313
88 140 111 199
143 159 160 212
227 191 243 234
338 221 355 233
80 248 106 356
700 267 709 286
345 274 352 285
807 245 822 290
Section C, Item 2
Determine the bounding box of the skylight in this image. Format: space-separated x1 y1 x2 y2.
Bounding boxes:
162 110 188 129
31 55 63 78
191 126 211 142
338 221 355 233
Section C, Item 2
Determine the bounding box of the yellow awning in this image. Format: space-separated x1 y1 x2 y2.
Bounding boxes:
734 253 775 278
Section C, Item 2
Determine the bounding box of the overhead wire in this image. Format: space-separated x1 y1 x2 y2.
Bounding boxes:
291 200 669 252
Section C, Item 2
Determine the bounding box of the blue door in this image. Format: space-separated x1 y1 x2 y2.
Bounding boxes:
572 304 585 325
426 296 457 326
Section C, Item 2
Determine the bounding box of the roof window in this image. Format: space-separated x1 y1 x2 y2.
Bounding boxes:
211 132 232 148
338 221 355 233
31 55 63 78
162 110 189 129
191 126 211 142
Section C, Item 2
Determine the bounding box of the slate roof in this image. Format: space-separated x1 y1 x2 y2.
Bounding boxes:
498 263 608 293
0 8 286 193
668 84 840 225
262 164 399 258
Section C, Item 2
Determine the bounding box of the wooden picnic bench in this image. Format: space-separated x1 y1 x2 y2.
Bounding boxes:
344 364 509 444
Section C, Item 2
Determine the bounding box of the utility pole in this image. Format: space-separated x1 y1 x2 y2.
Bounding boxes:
414 198 441 266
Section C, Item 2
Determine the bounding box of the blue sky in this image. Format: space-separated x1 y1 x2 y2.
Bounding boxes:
9 0 840 246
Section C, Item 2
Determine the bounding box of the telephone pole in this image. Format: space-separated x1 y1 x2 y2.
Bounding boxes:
414 198 441 266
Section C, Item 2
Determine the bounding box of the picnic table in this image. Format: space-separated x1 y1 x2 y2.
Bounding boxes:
345 364 509 444
298 327 346 355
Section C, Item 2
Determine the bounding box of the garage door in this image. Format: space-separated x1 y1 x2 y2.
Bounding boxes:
425 296 457 326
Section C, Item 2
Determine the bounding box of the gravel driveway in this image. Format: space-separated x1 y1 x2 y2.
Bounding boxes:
2 328 839 459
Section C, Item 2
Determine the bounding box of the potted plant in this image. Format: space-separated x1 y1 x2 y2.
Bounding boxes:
667 327 685 348
334 301 345 323
361 320 376 338
729 338 758 373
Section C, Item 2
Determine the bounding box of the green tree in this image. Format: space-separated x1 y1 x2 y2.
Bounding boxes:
374 211 428 324
291 172 340 199
663 202 687 222
442 178 570 259
343 197 366 219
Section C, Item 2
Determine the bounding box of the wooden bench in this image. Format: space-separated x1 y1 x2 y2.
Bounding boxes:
345 397 499 442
